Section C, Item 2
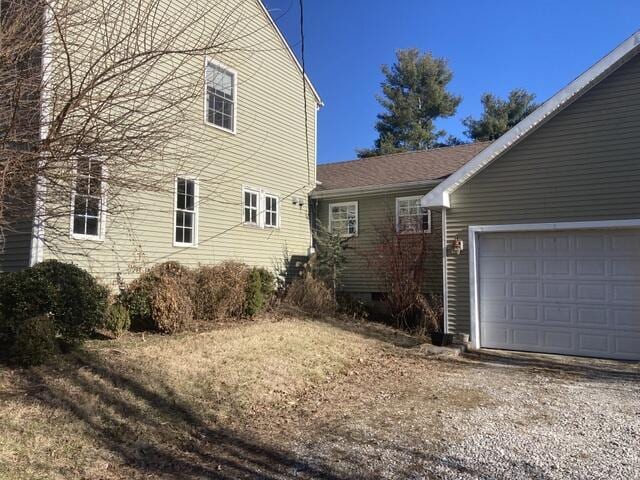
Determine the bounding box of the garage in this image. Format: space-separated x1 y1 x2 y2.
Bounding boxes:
476 227 640 360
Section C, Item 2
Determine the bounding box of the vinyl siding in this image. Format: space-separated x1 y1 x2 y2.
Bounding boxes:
446 51 640 334
39 0 318 288
316 188 443 296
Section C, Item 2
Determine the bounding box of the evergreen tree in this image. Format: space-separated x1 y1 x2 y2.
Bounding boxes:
463 89 539 141
357 49 462 158
312 221 350 300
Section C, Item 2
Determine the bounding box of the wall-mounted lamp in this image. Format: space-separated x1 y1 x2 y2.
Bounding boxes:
450 235 464 256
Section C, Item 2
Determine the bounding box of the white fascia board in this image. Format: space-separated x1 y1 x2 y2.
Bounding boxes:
422 30 640 210
256 0 323 106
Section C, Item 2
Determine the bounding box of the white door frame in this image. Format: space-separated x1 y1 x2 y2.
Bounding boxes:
468 219 640 350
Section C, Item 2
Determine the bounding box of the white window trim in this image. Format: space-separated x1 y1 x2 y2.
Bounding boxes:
173 175 199 248
69 159 107 242
395 196 431 234
329 201 358 237
242 186 261 228
203 57 238 135
263 192 280 229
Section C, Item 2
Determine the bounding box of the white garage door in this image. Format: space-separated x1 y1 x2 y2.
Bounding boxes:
478 229 640 360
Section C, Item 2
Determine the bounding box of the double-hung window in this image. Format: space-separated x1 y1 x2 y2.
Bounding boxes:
264 194 278 228
205 60 236 132
175 177 198 246
71 158 104 239
396 196 430 234
243 188 259 226
329 202 358 236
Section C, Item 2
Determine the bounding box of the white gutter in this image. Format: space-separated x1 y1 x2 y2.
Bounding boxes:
29 2 54 266
310 179 442 200
422 30 640 210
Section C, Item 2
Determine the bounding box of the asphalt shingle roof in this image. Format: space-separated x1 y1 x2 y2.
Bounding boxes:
316 142 491 192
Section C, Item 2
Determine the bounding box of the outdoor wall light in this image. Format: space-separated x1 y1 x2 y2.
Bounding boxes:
450 235 464 256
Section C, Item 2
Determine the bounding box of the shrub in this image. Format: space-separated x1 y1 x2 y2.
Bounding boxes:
254 267 276 299
149 276 193 333
0 260 108 351
193 262 249 321
10 315 58 367
285 274 335 317
104 303 131 337
245 269 265 317
120 261 196 332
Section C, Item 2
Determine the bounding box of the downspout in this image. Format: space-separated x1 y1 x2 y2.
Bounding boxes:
29 1 53 266
440 208 449 333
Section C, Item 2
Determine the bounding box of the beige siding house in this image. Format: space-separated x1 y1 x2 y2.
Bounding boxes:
312 143 488 301
1 0 322 288
423 31 640 360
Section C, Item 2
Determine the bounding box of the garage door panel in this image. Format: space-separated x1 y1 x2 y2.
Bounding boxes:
479 229 640 360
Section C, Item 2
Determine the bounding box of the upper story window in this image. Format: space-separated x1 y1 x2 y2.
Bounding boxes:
264 194 279 228
329 202 358 236
243 188 259 226
396 196 430 234
71 158 104 240
175 177 198 246
205 60 236 133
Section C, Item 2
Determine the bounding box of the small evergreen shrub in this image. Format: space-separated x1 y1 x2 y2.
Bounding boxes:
0 260 108 351
10 314 58 367
245 269 265 317
104 303 131 337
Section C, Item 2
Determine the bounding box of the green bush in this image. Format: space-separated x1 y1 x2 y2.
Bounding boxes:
10 315 58 367
0 260 108 351
245 269 265 317
244 267 276 317
104 303 131 337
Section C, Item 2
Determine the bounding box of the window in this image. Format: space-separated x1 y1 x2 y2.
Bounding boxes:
205 61 236 132
396 196 430 234
71 158 104 239
329 202 358 236
174 177 198 246
264 194 279 228
243 188 259 226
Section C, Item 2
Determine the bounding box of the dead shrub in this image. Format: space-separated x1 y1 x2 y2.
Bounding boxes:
285 274 335 317
194 262 249 321
121 261 196 332
149 275 194 333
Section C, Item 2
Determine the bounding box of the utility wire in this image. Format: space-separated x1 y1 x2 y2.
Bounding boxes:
299 0 312 186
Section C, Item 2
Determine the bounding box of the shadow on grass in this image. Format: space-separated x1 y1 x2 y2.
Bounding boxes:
464 349 640 382
19 350 349 480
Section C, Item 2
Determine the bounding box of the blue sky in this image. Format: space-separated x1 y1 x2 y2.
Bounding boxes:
263 0 640 164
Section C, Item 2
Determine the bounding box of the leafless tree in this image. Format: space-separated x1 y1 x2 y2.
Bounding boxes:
366 216 442 332
0 0 277 259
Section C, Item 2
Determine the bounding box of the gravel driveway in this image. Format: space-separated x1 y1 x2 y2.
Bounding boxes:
266 347 640 480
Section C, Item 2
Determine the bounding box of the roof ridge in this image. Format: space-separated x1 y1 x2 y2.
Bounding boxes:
319 141 492 168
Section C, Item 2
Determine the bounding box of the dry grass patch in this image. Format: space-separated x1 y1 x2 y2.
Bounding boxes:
0 318 387 479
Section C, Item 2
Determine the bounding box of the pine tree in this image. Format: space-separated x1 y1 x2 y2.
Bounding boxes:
357 49 462 158
463 89 539 141
312 221 350 300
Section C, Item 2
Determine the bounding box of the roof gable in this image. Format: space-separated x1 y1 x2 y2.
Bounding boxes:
422 31 640 209
256 0 322 105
